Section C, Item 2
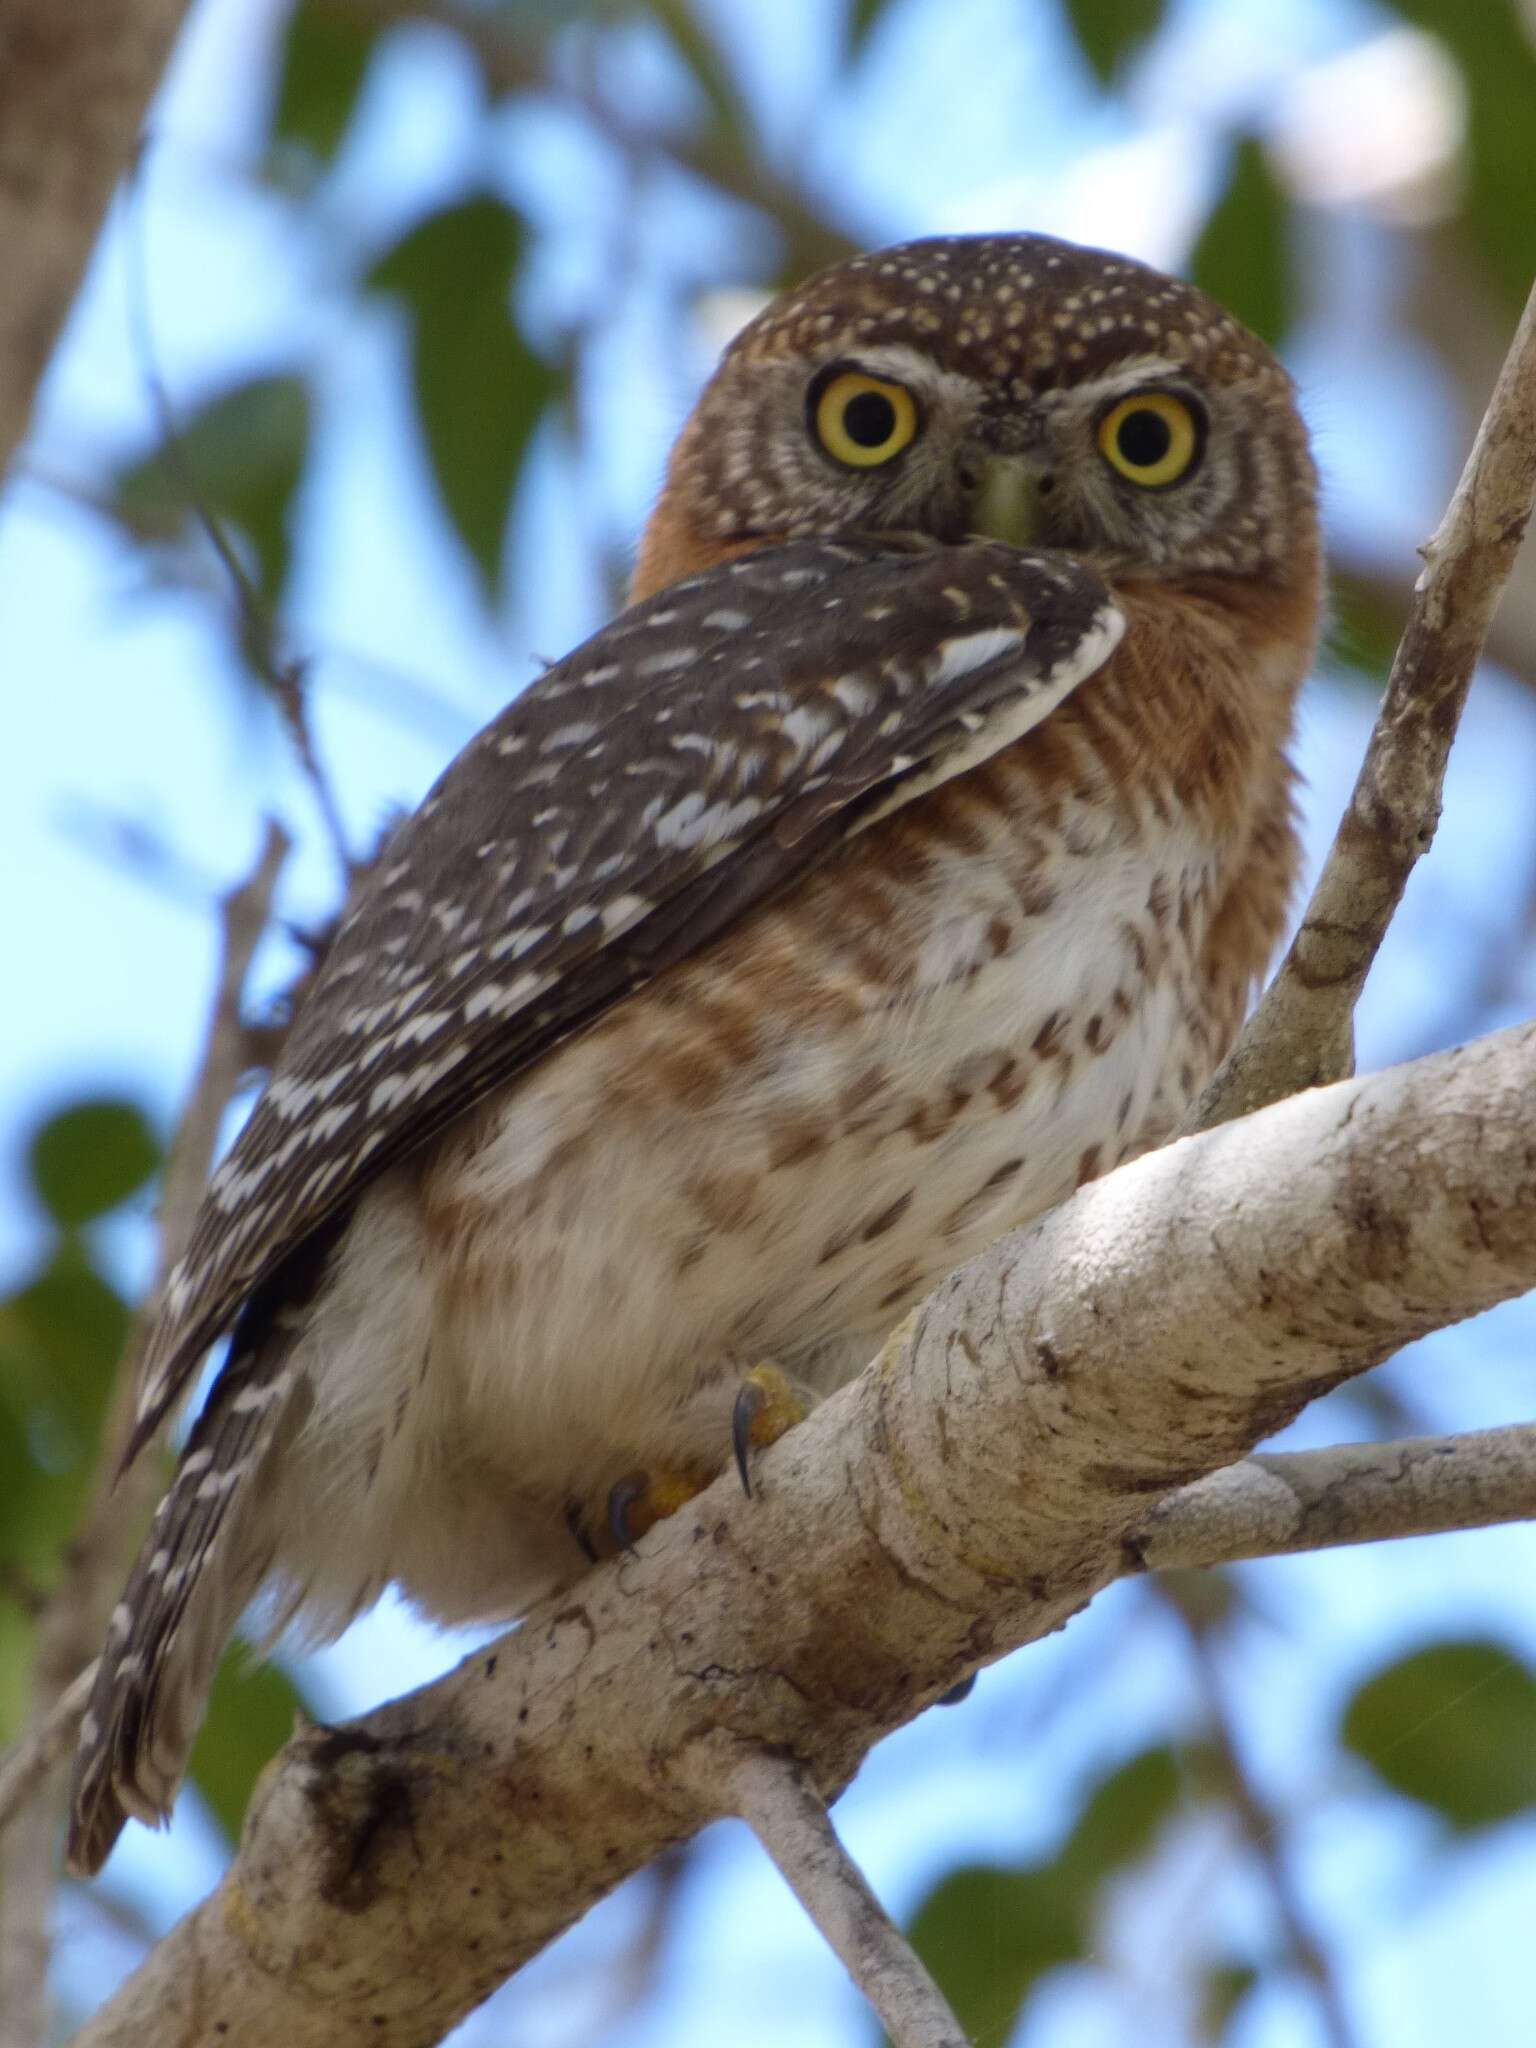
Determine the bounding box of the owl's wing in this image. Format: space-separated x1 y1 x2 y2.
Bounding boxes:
133 536 1121 1449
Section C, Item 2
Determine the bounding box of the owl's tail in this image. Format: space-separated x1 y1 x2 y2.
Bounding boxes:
65 1326 300 1877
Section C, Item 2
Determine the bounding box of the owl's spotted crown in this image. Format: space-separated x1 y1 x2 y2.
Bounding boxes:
737 234 1284 397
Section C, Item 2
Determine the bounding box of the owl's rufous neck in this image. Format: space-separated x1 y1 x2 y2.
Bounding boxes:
630 495 787 604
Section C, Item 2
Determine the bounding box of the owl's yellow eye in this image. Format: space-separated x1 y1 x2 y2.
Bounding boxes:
1096 390 1203 488
811 369 919 468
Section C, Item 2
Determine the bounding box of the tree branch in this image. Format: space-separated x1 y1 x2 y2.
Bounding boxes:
725 1749 967 2048
0 1667 97 1843
0 0 196 480
1136 1424 1536 1571
68 1018 1536 2047
1192 270 1536 1129
0 824 289 2045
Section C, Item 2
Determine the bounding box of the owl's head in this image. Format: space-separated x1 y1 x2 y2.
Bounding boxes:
634 234 1318 603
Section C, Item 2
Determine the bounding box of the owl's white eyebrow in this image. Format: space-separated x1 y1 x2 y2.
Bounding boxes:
1040 356 1190 408
833 342 979 402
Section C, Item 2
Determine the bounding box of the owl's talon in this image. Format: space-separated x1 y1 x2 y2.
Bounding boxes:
605 1469 702 1553
607 1472 648 1553
731 1365 809 1498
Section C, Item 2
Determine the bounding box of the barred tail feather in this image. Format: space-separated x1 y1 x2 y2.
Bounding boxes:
66 1349 297 1877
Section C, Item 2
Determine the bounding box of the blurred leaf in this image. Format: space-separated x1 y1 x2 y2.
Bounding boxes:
1342 1638 1536 1829
650 0 753 142
0 1244 129 1572
1190 135 1294 348
269 0 380 171
367 196 559 598
900 1744 1193 2045
845 0 901 55
1058 1743 1186 1885
113 374 312 605
27 1097 160 1229
1389 0 1536 314
1 1246 130 1438
0 1603 36 1743
1198 1959 1259 2041
1328 569 1408 686
0 1391 55 1592
189 1646 313 1845
1063 0 1166 86
904 1861 1082 2048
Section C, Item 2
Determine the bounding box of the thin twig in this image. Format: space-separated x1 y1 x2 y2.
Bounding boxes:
121 151 355 885
1161 1588 1356 2048
0 1668 98 1841
1131 1425 1536 1572
1192 271 1536 1131
726 1751 967 2048
0 824 289 2042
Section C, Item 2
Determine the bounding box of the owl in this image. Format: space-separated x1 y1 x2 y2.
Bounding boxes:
69 233 1320 1874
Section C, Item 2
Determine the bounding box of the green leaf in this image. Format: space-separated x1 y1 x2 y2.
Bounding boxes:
1388 0 1536 315
1 1246 130 1438
27 1097 160 1229
269 0 380 171
1198 1959 1259 2041
1328 570 1408 686
1058 1743 1186 1886
1342 1638 1536 1829
113 374 312 606
0 1603 37 1744
1062 0 1166 87
189 1646 314 1846
899 1746 1193 2046
0 1245 131 1571
905 1861 1083 2048
1190 135 1294 348
367 196 559 598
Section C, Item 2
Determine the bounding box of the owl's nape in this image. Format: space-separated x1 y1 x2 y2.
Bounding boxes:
69 231 1319 1876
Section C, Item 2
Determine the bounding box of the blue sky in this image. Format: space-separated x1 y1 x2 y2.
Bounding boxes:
9 0 1536 2040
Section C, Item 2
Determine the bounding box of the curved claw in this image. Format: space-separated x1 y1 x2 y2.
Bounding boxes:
732 1384 761 1498
607 1472 649 1554
731 1365 809 1499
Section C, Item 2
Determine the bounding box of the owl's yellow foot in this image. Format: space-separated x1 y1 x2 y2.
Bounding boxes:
732 1364 808 1497
605 1468 705 1552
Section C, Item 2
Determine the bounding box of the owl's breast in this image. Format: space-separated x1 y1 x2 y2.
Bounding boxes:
288 739 1246 1624
425 746 1228 1390
706 764 1222 1365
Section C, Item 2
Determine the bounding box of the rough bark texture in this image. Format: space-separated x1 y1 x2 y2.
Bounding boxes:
73 1019 1536 2047
0 0 196 477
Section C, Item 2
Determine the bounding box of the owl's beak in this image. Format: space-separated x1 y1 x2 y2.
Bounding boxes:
968 454 1045 550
